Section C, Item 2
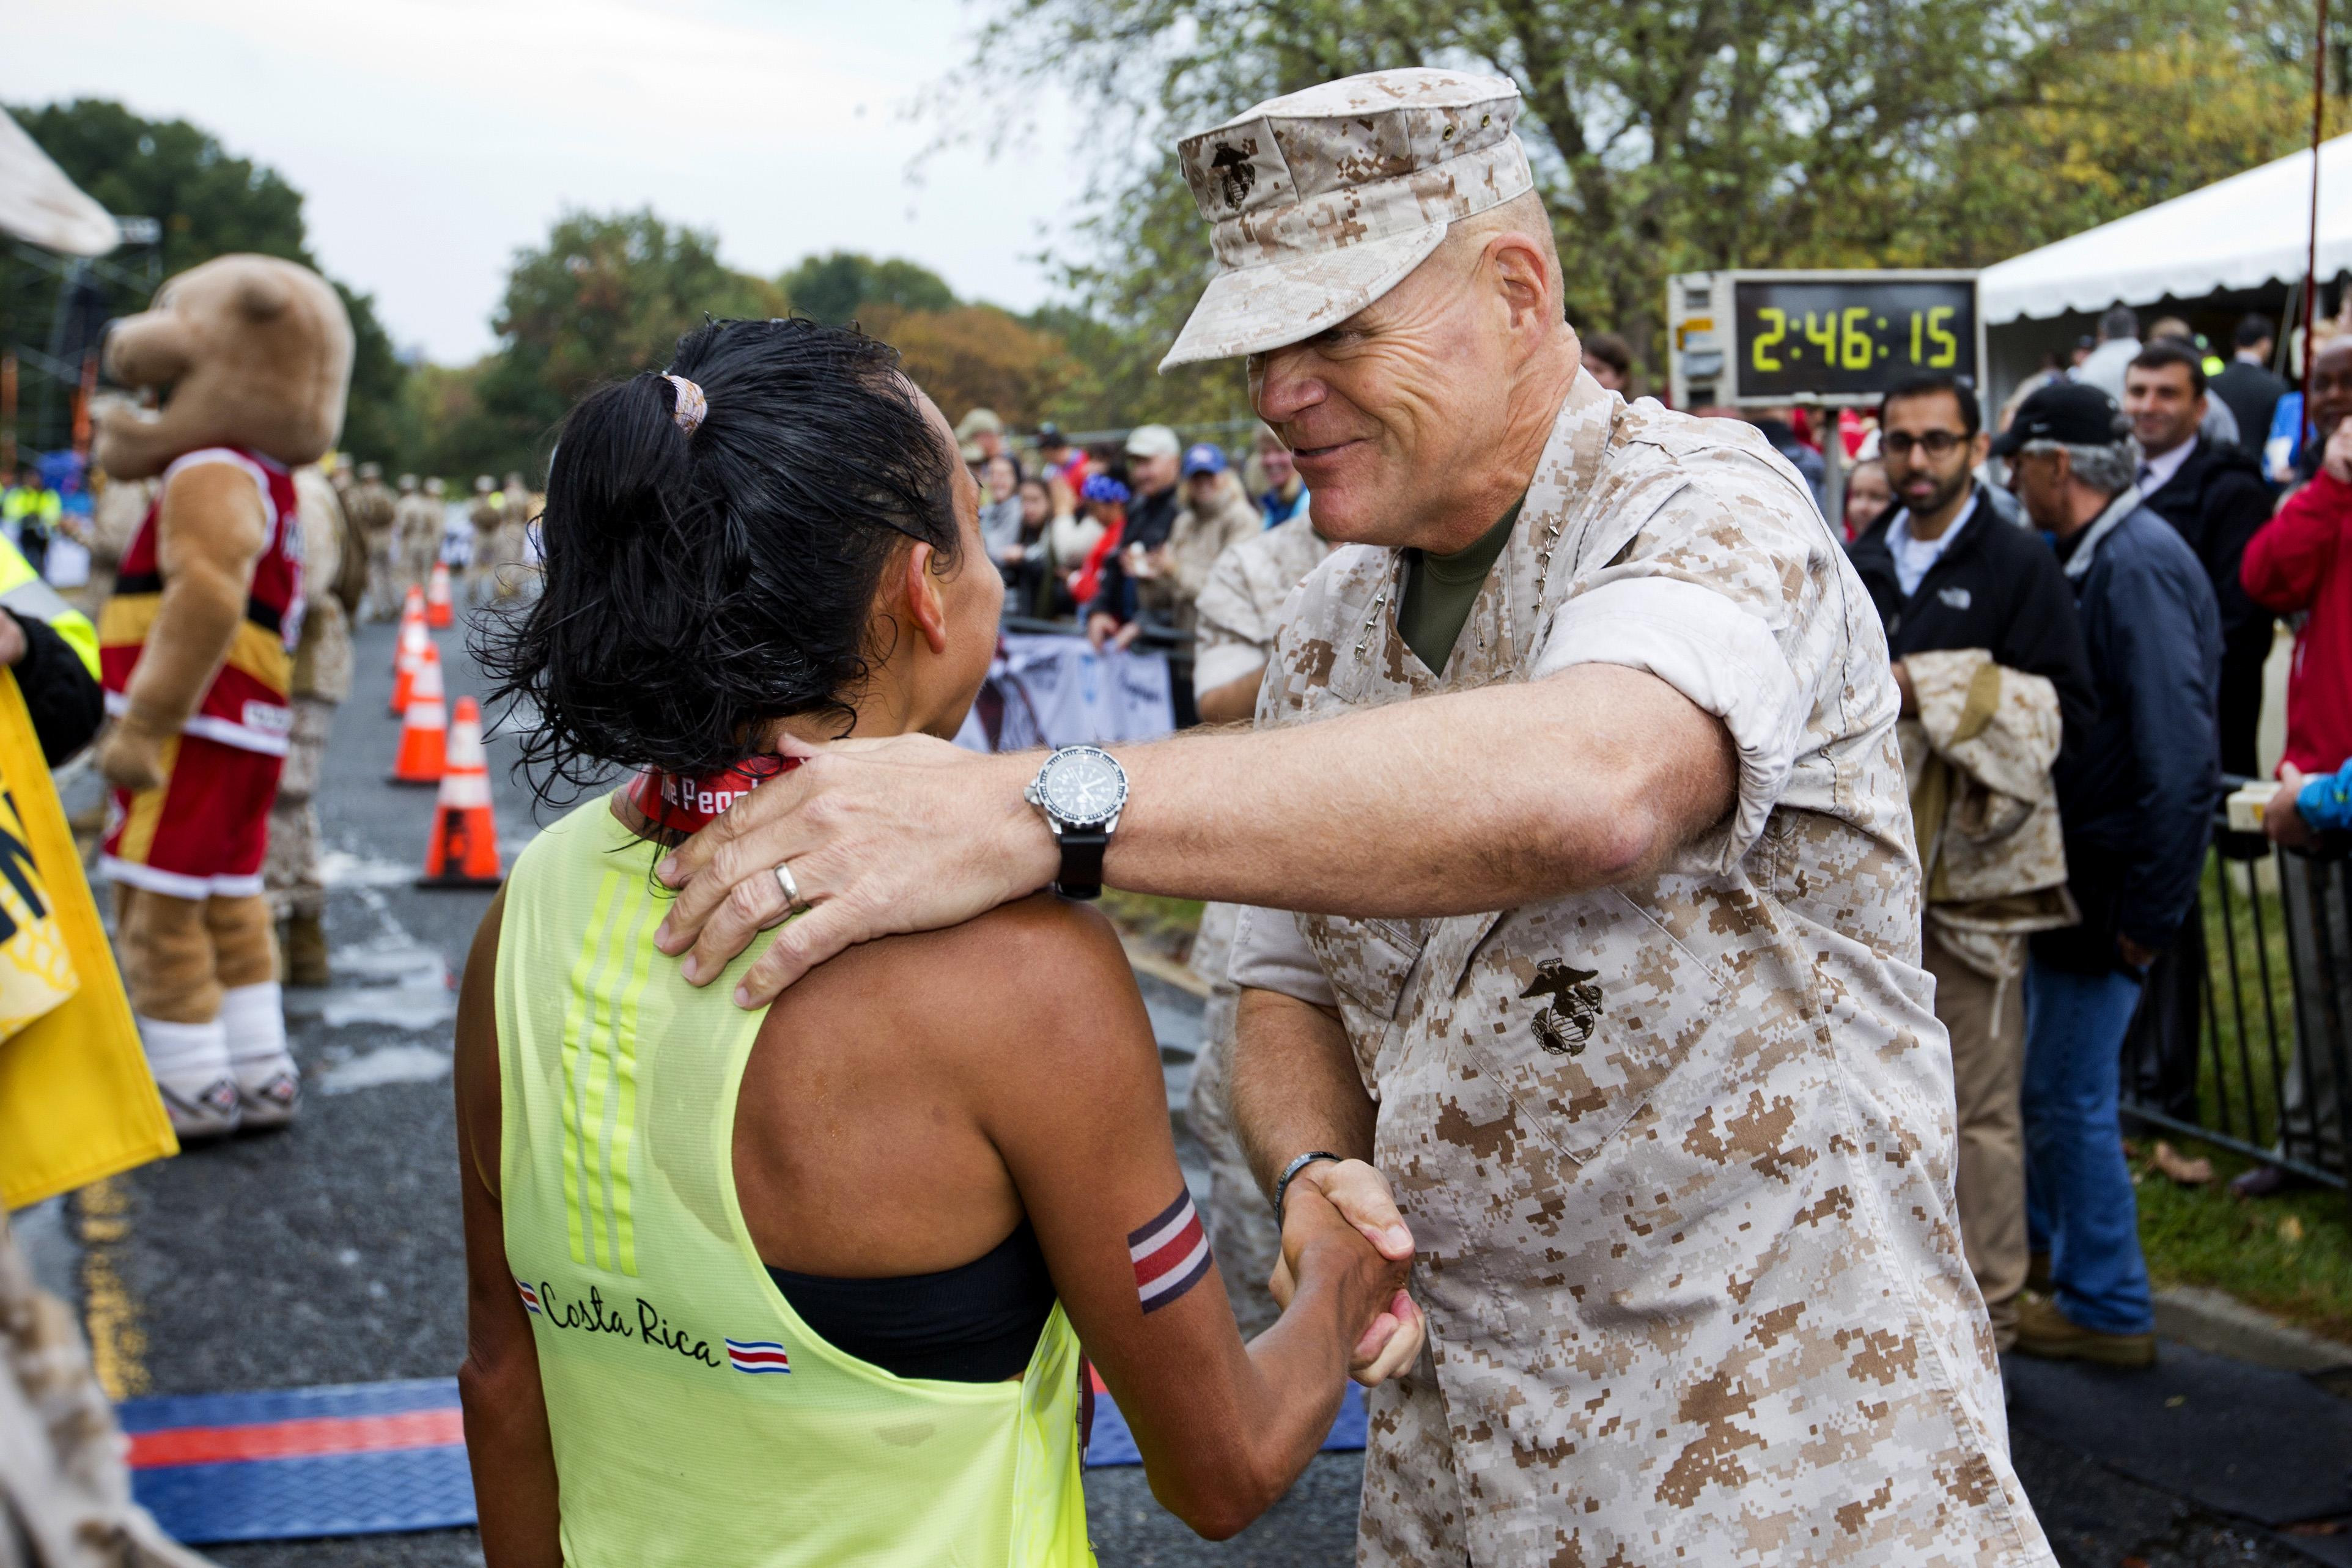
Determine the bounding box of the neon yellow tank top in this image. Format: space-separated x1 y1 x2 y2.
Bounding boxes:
495 796 1095 1567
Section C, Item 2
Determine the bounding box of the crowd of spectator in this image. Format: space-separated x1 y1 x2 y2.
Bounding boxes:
953 410 1331 722
1807 293 2352 1365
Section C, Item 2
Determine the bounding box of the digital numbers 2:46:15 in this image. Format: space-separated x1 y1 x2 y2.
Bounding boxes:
1749 307 1958 374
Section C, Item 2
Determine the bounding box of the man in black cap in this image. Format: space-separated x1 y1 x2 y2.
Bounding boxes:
1994 381 2222 1368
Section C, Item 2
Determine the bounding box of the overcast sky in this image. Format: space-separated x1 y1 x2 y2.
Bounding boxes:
7 0 1089 364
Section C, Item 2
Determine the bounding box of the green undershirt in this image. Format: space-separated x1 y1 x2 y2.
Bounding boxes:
1396 499 1522 673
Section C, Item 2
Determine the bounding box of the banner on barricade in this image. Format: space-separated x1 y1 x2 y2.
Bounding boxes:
956 633 1174 753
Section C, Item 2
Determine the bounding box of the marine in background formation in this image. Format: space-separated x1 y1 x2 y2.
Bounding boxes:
342 460 399 621
397 476 443 601
492 470 533 600
466 475 504 606
265 464 367 991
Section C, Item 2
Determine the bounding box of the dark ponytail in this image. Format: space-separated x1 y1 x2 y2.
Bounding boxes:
476 317 960 804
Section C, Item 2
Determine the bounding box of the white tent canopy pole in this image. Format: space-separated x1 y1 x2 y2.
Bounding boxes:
0 109 118 257
1980 133 2352 325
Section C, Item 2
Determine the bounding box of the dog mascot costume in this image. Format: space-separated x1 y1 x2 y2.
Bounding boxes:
92 254 353 1138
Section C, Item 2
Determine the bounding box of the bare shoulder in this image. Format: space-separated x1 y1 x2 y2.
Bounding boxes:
781 892 1158 1091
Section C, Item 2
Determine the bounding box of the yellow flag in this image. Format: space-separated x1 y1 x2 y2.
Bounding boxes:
0 671 176 1207
0 787 77 1036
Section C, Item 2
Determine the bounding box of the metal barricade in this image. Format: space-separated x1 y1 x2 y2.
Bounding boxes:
2118 801 2352 1215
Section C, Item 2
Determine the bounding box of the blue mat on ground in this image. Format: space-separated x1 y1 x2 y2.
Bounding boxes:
119 1375 1368 1544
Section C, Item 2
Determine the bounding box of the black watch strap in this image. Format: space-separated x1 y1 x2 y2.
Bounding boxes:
1052 828 1109 900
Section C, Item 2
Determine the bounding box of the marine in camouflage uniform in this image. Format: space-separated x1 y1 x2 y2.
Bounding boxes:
1185 507 1341 1337
267 465 365 992
396 477 443 600
466 476 504 606
1177 72 2054 1566
490 472 533 601
342 462 398 621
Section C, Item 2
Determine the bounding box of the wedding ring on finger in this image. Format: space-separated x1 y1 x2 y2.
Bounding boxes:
773 861 811 919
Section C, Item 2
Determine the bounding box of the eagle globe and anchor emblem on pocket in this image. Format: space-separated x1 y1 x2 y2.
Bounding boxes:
1520 959 1604 1056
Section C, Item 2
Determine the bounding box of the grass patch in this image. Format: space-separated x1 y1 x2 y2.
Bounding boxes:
2125 845 2352 1342
2134 1139 2352 1343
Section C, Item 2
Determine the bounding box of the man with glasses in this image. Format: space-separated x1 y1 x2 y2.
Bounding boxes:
1848 372 2095 1350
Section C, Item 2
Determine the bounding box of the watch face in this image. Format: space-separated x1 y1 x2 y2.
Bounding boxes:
1044 747 1126 826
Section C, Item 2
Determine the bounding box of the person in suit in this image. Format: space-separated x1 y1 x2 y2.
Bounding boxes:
2208 314 2290 458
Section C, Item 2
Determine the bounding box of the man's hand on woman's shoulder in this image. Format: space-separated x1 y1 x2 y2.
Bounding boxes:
653 732 1056 1006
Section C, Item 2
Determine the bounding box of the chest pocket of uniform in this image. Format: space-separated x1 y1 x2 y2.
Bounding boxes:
1426 892 1729 1166
1303 916 1428 1021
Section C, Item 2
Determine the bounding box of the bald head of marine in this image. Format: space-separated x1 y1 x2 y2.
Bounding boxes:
1160 69 1582 555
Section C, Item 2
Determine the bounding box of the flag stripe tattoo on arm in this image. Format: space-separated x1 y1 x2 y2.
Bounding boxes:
1129 1189 1213 1313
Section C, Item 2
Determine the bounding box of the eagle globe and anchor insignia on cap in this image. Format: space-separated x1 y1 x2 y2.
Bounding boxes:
1521 959 1604 1056
1208 142 1258 210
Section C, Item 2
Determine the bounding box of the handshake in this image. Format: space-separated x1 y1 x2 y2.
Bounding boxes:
1270 1157 1425 1387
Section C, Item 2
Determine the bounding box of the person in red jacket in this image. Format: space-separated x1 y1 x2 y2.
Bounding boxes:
2236 410 2352 1198
2243 416 2352 778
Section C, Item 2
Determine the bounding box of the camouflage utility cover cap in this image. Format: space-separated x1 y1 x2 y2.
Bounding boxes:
1160 67 1534 372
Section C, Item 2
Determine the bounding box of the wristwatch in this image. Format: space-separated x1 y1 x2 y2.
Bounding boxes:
1025 745 1128 900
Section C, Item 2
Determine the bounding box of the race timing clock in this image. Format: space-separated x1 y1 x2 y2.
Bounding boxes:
1667 270 1982 410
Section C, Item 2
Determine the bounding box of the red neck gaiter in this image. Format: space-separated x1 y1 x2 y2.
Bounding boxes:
627 754 797 836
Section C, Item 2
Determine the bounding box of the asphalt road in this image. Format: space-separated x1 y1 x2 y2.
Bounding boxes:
32 609 2337 1567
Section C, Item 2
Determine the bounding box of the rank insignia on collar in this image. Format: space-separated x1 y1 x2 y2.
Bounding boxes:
1521 959 1603 1056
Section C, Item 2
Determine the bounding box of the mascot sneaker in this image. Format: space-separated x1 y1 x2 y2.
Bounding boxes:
138 1015 240 1140
223 981 301 1132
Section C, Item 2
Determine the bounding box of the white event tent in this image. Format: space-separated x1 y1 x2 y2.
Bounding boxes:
1981 133 2352 327
1977 134 2352 407
0 109 118 256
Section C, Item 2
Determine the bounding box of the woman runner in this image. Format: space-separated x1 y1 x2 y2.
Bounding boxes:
454 317 1409 1566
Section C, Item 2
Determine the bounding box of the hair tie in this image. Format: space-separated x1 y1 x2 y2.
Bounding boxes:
663 374 708 437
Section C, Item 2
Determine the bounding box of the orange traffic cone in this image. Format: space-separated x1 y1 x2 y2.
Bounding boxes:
389 645 448 785
419 697 503 888
390 613 429 716
424 562 455 629
395 585 424 668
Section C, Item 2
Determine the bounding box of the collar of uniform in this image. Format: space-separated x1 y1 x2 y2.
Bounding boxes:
1333 367 1619 694
1492 367 1622 658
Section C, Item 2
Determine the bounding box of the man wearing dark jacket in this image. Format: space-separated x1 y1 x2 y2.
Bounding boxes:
2207 314 2289 458
2127 338 2276 779
1849 375 2096 749
1848 372 2094 1349
2123 339 2274 1131
1997 382 2222 1369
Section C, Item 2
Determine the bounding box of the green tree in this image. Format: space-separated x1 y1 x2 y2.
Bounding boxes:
2 100 411 464
465 208 784 479
863 303 1075 428
780 251 959 325
949 0 2350 385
